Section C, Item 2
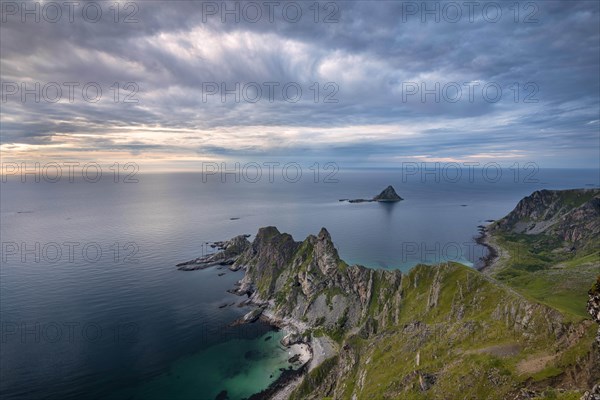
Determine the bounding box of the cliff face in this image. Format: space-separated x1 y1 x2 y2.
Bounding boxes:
233 227 403 331
494 189 600 248
589 277 600 343
288 263 586 400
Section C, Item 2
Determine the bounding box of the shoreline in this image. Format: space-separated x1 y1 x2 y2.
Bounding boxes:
475 225 502 273
234 303 314 400
245 324 312 400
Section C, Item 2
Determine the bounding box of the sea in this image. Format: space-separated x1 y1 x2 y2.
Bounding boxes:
1 167 598 400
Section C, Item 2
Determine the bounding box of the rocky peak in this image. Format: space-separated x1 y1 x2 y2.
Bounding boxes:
315 227 342 276
373 185 403 202
318 227 332 241
230 227 404 331
494 189 600 246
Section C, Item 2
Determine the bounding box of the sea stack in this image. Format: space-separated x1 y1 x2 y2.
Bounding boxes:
373 185 403 202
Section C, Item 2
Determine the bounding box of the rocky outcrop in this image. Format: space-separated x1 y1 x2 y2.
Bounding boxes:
176 235 251 270
493 189 600 249
581 384 600 400
578 278 600 400
589 277 600 343
233 226 403 332
340 185 403 203
373 185 403 202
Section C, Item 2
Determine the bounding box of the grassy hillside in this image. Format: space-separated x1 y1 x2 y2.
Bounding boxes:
487 189 600 319
291 263 597 399
491 231 599 318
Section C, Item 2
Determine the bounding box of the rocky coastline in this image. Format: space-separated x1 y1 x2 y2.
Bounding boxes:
177 189 600 399
474 224 499 271
177 233 318 400
176 235 250 270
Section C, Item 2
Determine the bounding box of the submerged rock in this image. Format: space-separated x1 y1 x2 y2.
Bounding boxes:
215 390 229 400
230 307 264 326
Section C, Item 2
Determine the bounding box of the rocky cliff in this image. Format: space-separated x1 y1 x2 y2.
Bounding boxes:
581 278 600 400
589 277 600 344
218 226 596 399
232 226 403 333
493 188 599 250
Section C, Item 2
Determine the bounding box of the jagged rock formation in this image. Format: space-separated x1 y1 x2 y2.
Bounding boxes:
373 185 403 202
232 226 403 331
493 188 599 249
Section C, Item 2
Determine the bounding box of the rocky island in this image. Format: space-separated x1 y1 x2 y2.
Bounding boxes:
339 185 403 203
179 188 600 399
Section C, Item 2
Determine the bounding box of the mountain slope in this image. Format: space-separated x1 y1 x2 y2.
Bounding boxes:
487 189 600 318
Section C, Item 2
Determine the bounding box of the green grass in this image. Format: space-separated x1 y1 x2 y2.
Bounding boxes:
289 261 597 399
289 356 338 400
491 232 599 319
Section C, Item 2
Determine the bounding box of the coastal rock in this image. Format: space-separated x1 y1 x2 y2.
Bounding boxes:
281 333 302 347
242 308 263 323
373 185 403 202
176 235 251 270
232 226 403 333
341 185 403 203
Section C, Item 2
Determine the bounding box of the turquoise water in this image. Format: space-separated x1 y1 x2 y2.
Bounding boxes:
109 330 292 400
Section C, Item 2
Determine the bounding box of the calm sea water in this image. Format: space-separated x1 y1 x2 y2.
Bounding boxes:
1 168 598 400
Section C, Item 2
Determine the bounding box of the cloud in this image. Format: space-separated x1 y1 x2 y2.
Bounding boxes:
1 0 598 168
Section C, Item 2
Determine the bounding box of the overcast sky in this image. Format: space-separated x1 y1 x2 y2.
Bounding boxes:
1 0 599 169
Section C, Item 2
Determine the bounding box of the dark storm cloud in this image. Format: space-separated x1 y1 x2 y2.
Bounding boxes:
0 0 598 166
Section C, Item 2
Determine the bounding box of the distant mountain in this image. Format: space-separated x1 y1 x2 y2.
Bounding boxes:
493 188 599 251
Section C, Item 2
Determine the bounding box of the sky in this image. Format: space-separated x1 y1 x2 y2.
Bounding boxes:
1 0 599 171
